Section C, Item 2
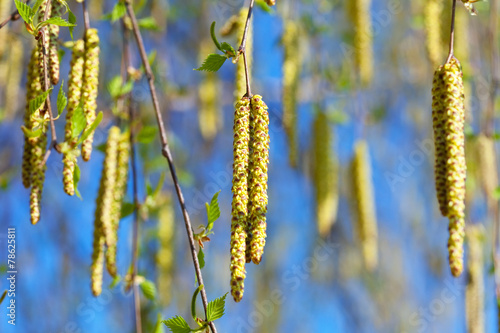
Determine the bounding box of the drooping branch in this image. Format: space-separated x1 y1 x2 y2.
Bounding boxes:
124 2 217 332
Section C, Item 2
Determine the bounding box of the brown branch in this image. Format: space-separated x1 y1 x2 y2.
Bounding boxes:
445 0 457 63
0 10 20 29
81 0 90 31
238 0 255 97
124 2 217 332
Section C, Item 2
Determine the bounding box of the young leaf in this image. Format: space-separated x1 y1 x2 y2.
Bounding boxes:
206 293 228 322
71 102 86 139
138 17 160 31
191 285 204 322
14 0 33 25
29 88 53 115
77 111 103 144
21 126 43 139
206 191 221 231
197 248 205 269
103 1 126 22
195 54 226 72
31 0 45 17
109 275 121 289
140 279 157 300
493 187 500 200
137 125 157 144
67 8 77 39
73 162 82 199
153 313 164 333
220 42 236 57
162 316 191 333
37 16 76 29
120 202 135 219
57 82 67 117
210 21 222 51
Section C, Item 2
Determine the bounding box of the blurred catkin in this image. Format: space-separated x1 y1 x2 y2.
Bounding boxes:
352 0 373 86
248 95 270 265
105 132 130 277
48 0 63 85
81 29 100 162
424 0 443 68
351 140 378 271
465 225 484 333
475 135 498 212
282 21 301 168
157 195 174 306
235 8 252 103
312 111 338 238
265 0 275 6
63 40 85 196
5 37 23 119
198 41 221 140
230 97 251 302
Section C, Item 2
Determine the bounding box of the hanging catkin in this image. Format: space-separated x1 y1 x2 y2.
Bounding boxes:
105 131 130 277
282 20 301 168
157 195 174 306
352 0 373 86
230 97 251 302
63 40 85 196
48 0 62 85
248 95 270 265
351 140 378 271
91 126 120 295
234 9 252 103
81 28 100 162
312 111 338 238
4 37 23 119
476 135 497 212
465 225 484 333
424 0 443 68
198 41 221 140
432 58 466 277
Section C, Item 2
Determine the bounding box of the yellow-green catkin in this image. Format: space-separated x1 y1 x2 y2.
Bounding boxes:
220 14 239 37
351 140 378 271
234 9 252 103
91 126 120 294
465 225 484 333
81 28 100 162
37 0 50 89
105 132 130 277
476 135 498 212
248 95 270 265
434 58 466 277
22 48 42 188
312 111 338 238
157 195 174 306
352 0 373 86
48 0 62 85
230 97 251 302
4 37 23 119
29 123 48 225
282 20 301 168
198 41 221 140
424 0 443 68
63 40 85 196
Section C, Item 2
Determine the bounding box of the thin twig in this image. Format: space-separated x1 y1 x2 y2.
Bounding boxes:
124 2 217 332
82 0 90 32
445 0 457 63
238 0 255 97
0 10 20 29
123 22 143 333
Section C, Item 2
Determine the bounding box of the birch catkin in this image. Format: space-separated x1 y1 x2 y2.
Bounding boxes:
63 40 85 196
312 111 338 238
157 195 174 306
476 135 498 212
230 97 251 302
465 225 485 333
5 37 23 119
351 140 378 271
248 95 270 265
282 21 301 168
424 0 443 68
198 42 221 140
81 29 100 162
352 0 373 86
48 0 63 85
235 9 252 103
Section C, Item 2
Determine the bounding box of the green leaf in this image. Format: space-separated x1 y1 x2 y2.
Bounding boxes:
138 17 160 31
103 1 126 22
71 102 86 139
77 111 103 144
191 285 204 322
162 316 191 333
109 275 121 289
255 0 273 13
154 313 165 333
198 248 205 269
67 8 77 39
140 279 157 300
220 42 236 57
195 54 227 72
206 191 221 231
32 0 45 17
493 187 500 200
120 202 135 219
21 125 43 139
29 88 53 115
137 125 157 144
14 0 33 25
73 163 82 199
0 290 7 305
37 16 76 29
206 293 228 322
57 82 67 117
210 21 222 51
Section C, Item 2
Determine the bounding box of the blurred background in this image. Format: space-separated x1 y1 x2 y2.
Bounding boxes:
0 0 498 332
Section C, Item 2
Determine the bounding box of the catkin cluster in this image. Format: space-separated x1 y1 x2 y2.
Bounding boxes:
48 0 63 85
351 0 373 86
351 140 378 272
312 111 338 238
424 0 443 68
432 58 466 277
465 225 484 333
81 29 100 162
234 9 252 103
282 21 301 168
230 95 270 302
91 127 130 296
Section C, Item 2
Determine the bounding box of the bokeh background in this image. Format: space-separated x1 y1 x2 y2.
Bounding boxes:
0 0 499 332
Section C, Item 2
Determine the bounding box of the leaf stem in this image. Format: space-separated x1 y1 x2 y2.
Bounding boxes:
238 0 255 97
445 0 457 64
